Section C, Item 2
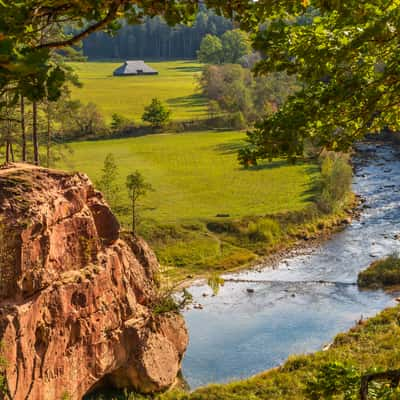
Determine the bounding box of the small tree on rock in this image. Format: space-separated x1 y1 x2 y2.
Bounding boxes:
126 171 154 236
142 98 171 129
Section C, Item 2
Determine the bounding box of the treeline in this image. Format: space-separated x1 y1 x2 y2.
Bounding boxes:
198 64 299 129
83 10 232 60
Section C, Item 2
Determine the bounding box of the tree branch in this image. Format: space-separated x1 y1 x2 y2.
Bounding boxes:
35 1 123 50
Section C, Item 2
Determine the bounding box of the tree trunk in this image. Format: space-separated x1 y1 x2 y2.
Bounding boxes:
46 102 51 168
132 198 136 236
10 143 15 162
32 101 39 165
20 96 26 162
5 141 10 164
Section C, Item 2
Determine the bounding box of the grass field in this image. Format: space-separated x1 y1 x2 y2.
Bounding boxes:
56 131 346 280
68 61 207 122
60 131 317 224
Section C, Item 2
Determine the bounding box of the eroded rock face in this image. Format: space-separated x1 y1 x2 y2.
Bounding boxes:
0 165 188 400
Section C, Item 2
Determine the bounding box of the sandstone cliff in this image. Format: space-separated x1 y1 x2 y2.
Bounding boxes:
0 164 188 400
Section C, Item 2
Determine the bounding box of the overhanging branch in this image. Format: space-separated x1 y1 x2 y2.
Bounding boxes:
35 1 123 50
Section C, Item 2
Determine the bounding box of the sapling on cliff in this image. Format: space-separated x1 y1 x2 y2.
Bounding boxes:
126 171 153 236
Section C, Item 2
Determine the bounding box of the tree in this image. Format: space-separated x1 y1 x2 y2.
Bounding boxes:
126 171 154 236
142 98 171 129
238 2 400 164
198 64 297 126
84 10 232 60
110 113 134 135
197 34 223 64
2 1 394 165
221 29 252 64
0 98 19 164
95 154 121 210
71 102 107 138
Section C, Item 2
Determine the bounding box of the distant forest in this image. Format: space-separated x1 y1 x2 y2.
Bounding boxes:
83 10 232 60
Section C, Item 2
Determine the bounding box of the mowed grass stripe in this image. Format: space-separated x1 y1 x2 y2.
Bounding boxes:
59 131 318 225
68 61 207 121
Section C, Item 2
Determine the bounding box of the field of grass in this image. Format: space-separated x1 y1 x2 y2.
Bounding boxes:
68 61 207 122
60 131 317 225
56 130 326 278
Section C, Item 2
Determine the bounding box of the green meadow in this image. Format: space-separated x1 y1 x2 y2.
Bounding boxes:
68 61 207 122
56 131 347 281
62 131 316 223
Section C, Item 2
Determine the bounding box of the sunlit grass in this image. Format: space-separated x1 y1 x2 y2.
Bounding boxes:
68 60 207 122
59 130 317 225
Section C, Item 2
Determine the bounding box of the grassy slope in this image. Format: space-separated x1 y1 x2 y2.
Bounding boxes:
58 131 326 280
68 61 207 122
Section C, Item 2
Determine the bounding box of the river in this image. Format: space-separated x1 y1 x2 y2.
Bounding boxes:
182 143 400 389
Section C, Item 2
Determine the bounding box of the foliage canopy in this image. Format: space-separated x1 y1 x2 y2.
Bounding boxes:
239 1 400 163
142 98 171 129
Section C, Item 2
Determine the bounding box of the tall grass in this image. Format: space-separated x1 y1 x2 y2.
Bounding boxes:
316 152 352 213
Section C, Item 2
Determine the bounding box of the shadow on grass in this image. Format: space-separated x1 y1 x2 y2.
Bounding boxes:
213 140 246 155
167 93 207 109
168 65 203 73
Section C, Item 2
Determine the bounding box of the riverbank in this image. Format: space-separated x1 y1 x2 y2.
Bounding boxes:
86 303 400 399
159 304 400 400
169 195 360 288
179 142 400 389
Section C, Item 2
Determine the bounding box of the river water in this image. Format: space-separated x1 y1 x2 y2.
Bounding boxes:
182 143 400 389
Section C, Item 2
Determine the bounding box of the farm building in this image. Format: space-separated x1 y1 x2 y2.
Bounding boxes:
113 60 158 76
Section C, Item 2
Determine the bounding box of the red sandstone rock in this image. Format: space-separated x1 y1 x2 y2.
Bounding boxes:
0 165 188 400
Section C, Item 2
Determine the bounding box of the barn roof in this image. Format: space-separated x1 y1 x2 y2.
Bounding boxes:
113 60 158 76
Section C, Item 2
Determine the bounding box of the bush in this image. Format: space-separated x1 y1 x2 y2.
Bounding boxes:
110 113 135 135
229 111 247 129
305 362 360 400
245 218 281 244
317 152 352 213
358 254 400 288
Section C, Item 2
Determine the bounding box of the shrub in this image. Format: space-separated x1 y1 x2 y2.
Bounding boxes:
305 362 360 400
110 113 135 135
317 152 352 213
229 111 247 130
358 254 400 288
245 218 281 244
